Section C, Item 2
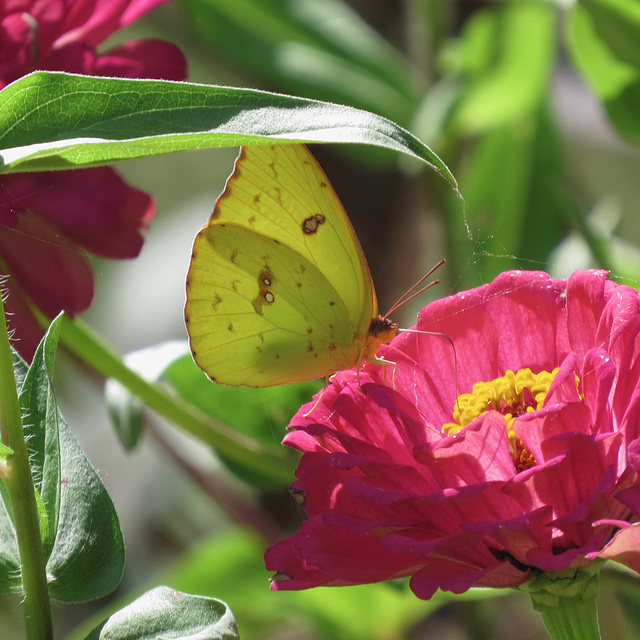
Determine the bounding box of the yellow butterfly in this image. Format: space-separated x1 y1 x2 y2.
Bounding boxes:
185 144 412 387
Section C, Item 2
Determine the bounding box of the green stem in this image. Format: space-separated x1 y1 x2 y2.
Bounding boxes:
520 566 602 640
55 315 292 485
0 296 53 639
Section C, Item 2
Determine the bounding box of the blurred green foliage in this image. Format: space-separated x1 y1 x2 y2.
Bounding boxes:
9 1 638 639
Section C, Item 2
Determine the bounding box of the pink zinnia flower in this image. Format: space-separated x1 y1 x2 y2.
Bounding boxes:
0 0 186 88
0 0 187 358
265 270 640 599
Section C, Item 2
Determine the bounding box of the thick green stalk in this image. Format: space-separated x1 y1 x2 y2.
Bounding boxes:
56 315 292 485
520 566 602 640
0 296 53 639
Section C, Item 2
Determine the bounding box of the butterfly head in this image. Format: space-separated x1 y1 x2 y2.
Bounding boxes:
365 315 398 356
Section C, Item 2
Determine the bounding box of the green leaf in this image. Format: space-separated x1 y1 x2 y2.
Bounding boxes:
0 72 458 191
0 316 125 601
150 348 305 488
450 2 556 134
84 586 238 640
19 315 63 561
567 3 640 144
0 488 19 593
105 341 190 451
579 0 640 69
567 3 638 99
0 443 13 460
0 357 22 593
163 353 317 447
105 342 302 487
45 411 125 602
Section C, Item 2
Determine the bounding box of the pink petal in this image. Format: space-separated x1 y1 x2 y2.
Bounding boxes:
40 40 95 75
54 0 169 48
629 438 640 473
593 523 640 573
581 348 617 434
409 534 529 598
543 351 580 405
265 538 338 591
364 345 454 430
484 271 565 373
427 412 516 483
14 169 153 259
0 211 94 319
92 39 187 80
293 519 419 585
416 283 499 393
566 270 608 361
0 12 35 87
514 403 594 461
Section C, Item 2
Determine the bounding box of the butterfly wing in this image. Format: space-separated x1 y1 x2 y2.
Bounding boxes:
185 144 377 387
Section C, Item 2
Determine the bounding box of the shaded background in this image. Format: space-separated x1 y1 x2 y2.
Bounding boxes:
3 1 640 638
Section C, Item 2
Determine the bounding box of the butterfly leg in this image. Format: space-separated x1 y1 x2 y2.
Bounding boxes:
302 374 334 417
364 355 398 389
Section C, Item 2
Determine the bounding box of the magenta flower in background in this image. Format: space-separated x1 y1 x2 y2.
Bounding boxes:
0 0 186 88
265 270 640 599
0 0 187 358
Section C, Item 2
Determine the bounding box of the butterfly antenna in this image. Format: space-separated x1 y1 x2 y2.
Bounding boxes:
384 259 446 318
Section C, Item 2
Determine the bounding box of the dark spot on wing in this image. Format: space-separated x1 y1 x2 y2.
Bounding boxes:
252 268 276 315
302 213 326 235
269 159 279 180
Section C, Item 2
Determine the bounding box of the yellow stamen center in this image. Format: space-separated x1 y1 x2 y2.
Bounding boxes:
443 368 562 472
